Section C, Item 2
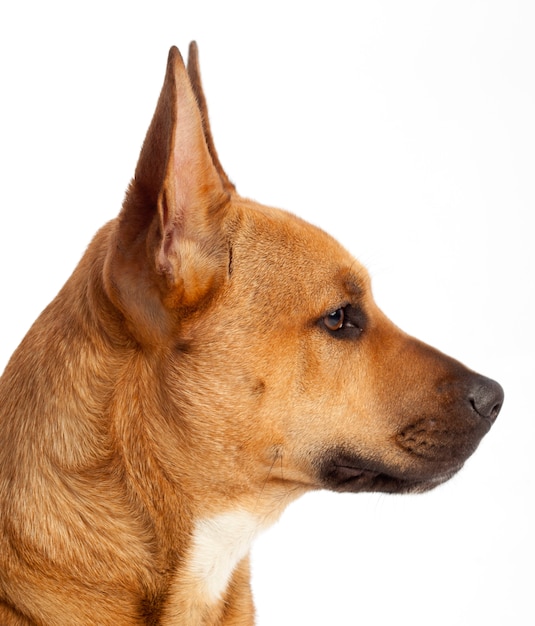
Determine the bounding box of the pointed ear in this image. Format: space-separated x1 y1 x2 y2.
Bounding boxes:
187 41 235 193
105 46 231 341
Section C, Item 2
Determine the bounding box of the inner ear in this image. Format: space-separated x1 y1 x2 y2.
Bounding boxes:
104 45 232 342
145 45 231 297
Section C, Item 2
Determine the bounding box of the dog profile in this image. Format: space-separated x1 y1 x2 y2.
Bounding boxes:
0 42 503 625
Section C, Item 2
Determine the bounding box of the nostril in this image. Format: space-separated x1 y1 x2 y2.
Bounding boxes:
489 398 503 421
469 376 504 423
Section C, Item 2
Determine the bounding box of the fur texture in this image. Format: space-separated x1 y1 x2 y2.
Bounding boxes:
0 43 503 625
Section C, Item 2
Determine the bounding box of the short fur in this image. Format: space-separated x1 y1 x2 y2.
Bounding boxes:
0 43 503 625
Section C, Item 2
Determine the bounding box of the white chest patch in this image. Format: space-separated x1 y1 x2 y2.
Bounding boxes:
187 509 267 603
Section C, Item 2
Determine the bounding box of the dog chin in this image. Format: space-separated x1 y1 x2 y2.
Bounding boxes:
317 452 463 495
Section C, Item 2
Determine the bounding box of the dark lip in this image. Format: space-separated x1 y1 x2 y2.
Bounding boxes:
319 454 462 494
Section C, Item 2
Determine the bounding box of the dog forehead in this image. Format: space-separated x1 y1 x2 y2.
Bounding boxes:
229 200 368 299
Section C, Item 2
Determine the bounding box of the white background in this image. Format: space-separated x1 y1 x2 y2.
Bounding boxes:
0 1 533 624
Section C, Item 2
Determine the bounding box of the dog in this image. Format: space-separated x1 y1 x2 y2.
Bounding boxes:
0 42 503 625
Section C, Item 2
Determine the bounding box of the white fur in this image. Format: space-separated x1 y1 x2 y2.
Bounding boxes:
187 509 266 603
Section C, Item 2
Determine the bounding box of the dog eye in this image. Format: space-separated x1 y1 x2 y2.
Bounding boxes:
321 304 366 339
324 309 345 331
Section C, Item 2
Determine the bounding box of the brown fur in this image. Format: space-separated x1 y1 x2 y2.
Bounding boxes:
0 42 503 625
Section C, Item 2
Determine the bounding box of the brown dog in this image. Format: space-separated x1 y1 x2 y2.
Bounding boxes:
0 43 503 625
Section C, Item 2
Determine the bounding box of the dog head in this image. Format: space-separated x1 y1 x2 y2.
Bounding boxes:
104 44 503 513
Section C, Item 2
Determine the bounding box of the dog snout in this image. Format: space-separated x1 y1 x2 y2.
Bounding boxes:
468 375 504 423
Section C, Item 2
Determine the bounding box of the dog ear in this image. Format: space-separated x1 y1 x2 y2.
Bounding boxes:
187 41 235 193
104 46 231 341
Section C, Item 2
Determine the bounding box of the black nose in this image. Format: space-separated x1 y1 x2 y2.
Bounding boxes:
468 375 504 423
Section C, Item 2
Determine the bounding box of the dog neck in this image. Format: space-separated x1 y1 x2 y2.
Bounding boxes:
161 509 269 623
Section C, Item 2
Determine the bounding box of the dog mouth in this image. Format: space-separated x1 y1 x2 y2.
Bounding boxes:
317 451 462 495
